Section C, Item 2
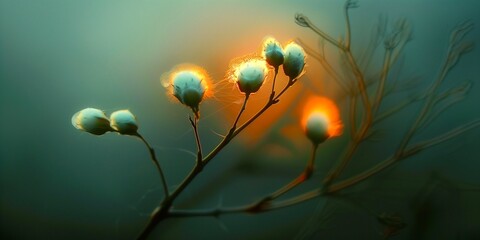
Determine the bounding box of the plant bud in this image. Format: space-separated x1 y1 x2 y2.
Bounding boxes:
110 110 138 135
283 42 306 80
302 96 343 145
232 58 269 95
166 65 209 117
305 112 330 144
262 37 284 69
72 108 112 135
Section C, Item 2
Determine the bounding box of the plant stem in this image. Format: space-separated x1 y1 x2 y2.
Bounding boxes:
137 74 296 238
296 14 344 50
232 77 295 139
270 67 279 99
173 118 479 219
189 116 203 164
232 93 250 130
372 48 392 115
169 143 320 217
268 143 318 200
321 3 374 185
344 0 353 50
349 94 357 139
395 33 456 155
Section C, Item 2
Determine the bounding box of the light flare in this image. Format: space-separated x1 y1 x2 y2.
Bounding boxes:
229 57 268 81
161 64 213 100
302 96 343 138
227 56 269 95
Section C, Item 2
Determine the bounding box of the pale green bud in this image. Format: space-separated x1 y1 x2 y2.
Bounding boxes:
283 42 306 80
305 112 330 144
72 108 112 135
110 110 138 135
166 67 211 117
232 58 269 95
262 37 284 68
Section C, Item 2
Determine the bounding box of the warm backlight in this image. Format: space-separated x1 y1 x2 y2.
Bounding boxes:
162 64 213 99
301 96 343 138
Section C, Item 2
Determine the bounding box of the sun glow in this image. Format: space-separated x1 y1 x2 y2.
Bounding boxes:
162 64 213 100
302 96 343 138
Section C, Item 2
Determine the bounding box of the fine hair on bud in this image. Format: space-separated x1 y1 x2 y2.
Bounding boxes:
301 96 343 144
283 42 306 80
229 57 269 95
305 112 330 144
110 110 138 135
71 108 112 135
162 64 212 118
262 37 284 69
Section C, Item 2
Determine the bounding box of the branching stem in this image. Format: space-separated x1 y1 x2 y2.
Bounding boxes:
138 70 297 239
268 143 318 200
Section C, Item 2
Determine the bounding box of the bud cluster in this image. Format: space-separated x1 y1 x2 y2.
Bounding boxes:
72 108 138 136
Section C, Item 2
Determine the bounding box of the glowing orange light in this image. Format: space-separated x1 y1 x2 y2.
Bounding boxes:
301 96 343 138
161 64 213 100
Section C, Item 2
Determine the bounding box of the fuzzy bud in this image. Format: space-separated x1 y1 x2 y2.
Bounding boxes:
302 96 343 145
305 112 330 144
262 37 284 69
110 110 138 135
233 58 269 95
283 42 306 80
72 108 112 135
171 70 208 116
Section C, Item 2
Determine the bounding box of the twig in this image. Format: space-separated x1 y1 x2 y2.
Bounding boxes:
295 13 344 50
137 70 297 239
169 143 320 217
396 22 473 155
270 67 279 99
189 116 203 164
267 143 318 200
373 94 424 125
296 38 350 94
344 0 359 50
135 133 169 197
232 94 250 130
372 48 392 115
349 94 357 139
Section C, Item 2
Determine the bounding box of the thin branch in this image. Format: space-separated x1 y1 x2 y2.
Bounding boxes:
138 72 299 239
296 38 350 94
202 70 283 166
270 67 279 99
360 14 387 70
323 135 362 186
268 143 319 200
169 143 320 217
349 95 357 139
189 116 203 164
151 18 479 231
330 120 480 193
402 119 480 158
135 134 169 198
396 22 473 154
344 0 359 50
231 76 297 139
295 13 344 50
372 48 392 115
373 94 424 124
232 94 250 130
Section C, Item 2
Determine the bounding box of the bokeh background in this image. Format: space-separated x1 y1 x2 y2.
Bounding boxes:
1 0 479 239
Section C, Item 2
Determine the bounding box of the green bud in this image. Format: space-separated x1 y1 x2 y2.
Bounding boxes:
72 108 112 135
